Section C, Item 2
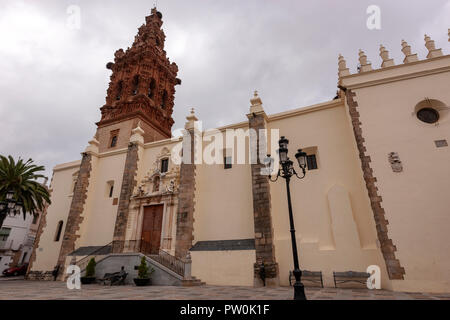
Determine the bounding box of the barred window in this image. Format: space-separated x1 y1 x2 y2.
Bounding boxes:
307 155 318 170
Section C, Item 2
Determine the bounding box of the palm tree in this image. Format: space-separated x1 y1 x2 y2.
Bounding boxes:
0 155 51 229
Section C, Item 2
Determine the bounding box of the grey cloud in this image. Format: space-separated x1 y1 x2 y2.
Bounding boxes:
0 0 448 178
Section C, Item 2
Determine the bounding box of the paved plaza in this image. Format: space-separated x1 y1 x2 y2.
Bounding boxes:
0 279 449 300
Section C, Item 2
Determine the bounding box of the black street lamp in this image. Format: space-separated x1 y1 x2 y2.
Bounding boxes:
267 136 308 300
0 190 23 226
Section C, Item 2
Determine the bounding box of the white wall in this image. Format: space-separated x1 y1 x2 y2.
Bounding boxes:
31 161 80 272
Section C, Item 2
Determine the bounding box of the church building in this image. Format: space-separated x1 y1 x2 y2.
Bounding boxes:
28 9 450 293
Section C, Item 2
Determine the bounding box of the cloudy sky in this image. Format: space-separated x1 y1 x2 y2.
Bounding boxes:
0 0 448 179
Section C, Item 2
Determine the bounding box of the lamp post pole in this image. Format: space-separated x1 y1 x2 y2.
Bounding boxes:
268 136 308 300
285 175 306 300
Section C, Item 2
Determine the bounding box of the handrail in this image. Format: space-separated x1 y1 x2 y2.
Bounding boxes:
72 239 187 277
150 249 185 276
75 241 113 270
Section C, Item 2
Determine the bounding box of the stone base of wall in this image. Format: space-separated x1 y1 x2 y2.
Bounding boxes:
253 262 279 287
26 271 54 281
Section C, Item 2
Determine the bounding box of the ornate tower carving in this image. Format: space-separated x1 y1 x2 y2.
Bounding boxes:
96 8 181 152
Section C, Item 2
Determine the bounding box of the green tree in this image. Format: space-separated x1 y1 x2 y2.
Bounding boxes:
85 258 96 278
0 155 51 228
138 256 154 279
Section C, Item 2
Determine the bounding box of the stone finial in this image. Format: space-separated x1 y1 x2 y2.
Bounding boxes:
249 90 264 114
358 49 367 65
379 44 395 68
358 49 373 72
424 34 443 59
130 121 145 144
185 107 198 130
186 107 197 121
338 54 350 77
85 136 100 154
132 121 145 136
401 40 418 63
250 90 262 106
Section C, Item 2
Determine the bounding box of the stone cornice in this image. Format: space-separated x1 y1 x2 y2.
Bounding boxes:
143 136 181 149
97 147 128 158
53 160 82 172
343 65 450 90
267 99 344 122
340 55 450 89
96 109 172 138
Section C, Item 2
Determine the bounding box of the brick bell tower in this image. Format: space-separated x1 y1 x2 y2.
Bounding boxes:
96 8 181 152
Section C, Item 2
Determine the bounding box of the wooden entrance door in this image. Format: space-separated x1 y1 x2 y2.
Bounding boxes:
141 205 164 255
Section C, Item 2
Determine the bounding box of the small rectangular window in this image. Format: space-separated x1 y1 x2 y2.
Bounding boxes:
224 156 232 169
435 140 448 148
161 159 169 173
110 136 118 147
32 214 39 225
54 221 63 242
307 155 318 170
106 181 114 198
109 129 120 148
0 228 11 241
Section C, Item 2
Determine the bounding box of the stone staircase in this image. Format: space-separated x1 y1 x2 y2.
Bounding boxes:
72 241 204 286
146 250 204 287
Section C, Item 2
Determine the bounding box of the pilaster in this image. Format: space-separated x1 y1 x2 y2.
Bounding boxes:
112 137 141 253
175 109 198 259
247 92 279 287
55 152 93 278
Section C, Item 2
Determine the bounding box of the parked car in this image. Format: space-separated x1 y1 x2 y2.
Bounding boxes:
2 263 28 277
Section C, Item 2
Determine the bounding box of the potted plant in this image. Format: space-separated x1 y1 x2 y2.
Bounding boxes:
80 258 96 284
133 256 154 286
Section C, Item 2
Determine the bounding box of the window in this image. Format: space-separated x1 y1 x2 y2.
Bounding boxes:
417 107 439 124
110 135 118 148
148 79 156 99
161 90 168 109
0 228 11 241
109 129 119 148
32 214 39 225
307 154 318 170
224 156 232 169
116 81 123 100
435 140 448 148
161 159 169 173
106 181 114 198
54 221 63 242
224 148 232 169
132 75 139 95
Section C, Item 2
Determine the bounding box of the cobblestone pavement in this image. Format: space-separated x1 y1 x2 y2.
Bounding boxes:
0 281 449 300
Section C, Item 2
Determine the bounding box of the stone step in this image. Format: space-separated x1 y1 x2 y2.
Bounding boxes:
181 278 205 287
